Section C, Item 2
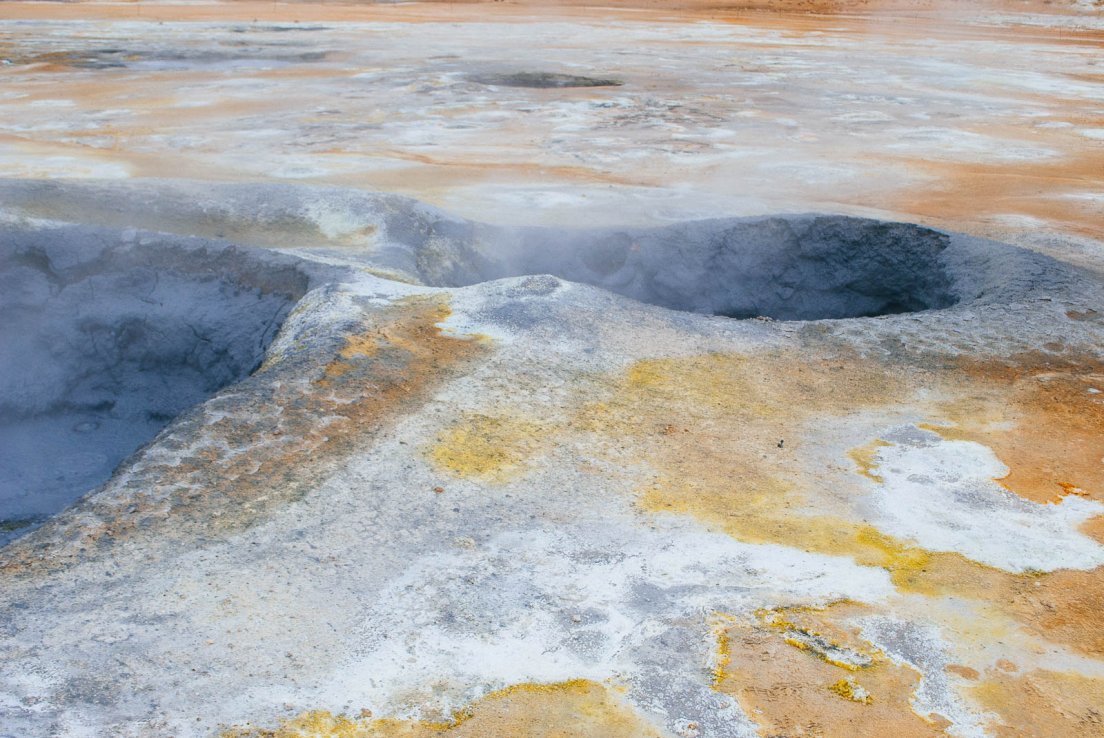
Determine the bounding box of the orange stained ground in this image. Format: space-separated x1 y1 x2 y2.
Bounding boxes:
221 680 667 738
972 668 1104 738
711 601 1104 738
429 340 1104 664
1 1 1101 240
924 351 1104 507
0 0 1093 23
713 603 951 737
894 144 1104 242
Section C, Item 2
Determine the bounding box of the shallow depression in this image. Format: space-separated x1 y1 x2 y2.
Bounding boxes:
0 225 311 544
467 71 624 88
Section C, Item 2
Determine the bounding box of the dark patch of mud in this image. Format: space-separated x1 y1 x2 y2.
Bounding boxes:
469 71 623 88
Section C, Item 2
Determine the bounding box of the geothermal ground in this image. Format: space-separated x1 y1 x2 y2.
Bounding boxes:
0 2 1103 737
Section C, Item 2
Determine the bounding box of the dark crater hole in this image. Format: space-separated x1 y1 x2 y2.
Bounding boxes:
421 215 962 321
0 225 311 544
468 72 623 88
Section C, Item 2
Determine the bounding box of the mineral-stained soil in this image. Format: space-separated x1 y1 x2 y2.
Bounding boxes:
0 1 1103 737
0 0 1101 245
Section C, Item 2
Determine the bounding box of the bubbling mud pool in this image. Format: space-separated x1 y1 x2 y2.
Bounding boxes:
474 216 962 320
0 224 314 544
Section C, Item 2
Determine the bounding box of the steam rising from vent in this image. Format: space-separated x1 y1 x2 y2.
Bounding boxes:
414 215 959 321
